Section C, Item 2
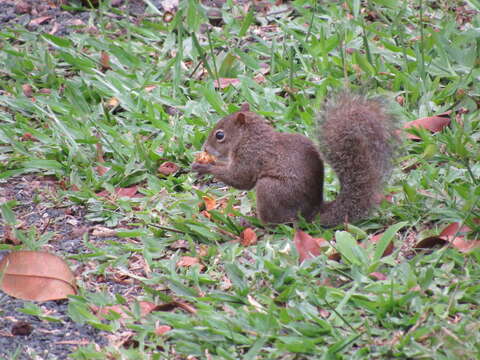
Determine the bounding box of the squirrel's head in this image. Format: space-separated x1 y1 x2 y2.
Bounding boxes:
204 103 256 161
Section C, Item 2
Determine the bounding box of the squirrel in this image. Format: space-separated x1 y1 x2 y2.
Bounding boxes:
192 93 398 227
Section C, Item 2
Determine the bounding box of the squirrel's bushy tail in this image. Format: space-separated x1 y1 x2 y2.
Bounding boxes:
318 93 398 227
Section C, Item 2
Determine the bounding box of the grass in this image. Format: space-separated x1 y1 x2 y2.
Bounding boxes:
0 0 480 359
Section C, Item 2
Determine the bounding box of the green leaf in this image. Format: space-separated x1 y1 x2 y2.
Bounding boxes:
42 34 73 48
373 222 408 262
0 202 17 225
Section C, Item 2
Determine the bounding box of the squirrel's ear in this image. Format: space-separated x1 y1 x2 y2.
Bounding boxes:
240 103 250 112
235 112 247 125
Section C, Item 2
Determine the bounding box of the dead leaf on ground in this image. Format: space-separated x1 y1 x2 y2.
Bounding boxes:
29 16 52 26
202 196 216 211
213 78 240 89
0 251 76 301
22 84 33 97
154 300 197 314
293 230 328 263
403 112 451 140
3 225 21 245
95 165 110 176
158 161 179 176
96 185 141 199
176 256 203 270
415 221 480 252
100 51 111 71
241 228 257 246
92 301 157 320
363 232 394 257
369 272 387 281
106 97 119 109
155 325 172 335
91 226 117 238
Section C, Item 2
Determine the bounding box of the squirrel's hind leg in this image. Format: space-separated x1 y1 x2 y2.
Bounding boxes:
256 178 316 224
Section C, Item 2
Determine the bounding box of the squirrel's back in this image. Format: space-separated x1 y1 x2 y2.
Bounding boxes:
318 93 397 226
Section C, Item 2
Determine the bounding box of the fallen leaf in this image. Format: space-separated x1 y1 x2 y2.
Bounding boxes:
366 232 394 257
414 236 448 250
3 225 21 245
403 112 451 140
91 226 117 238
369 272 387 281
144 85 157 92
202 196 216 211
106 97 119 109
22 84 33 97
293 230 328 263
95 165 110 176
155 325 172 335
154 301 197 314
213 78 240 89
415 221 480 252
241 228 257 246
176 256 202 268
0 251 76 302
49 22 60 35
93 301 157 320
100 51 111 71
11 321 33 336
158 161 179 176
29 16 52 26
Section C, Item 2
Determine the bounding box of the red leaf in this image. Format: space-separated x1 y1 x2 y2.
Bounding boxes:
213 78 240 89
22 84 33 97
403 112 451 140
293 230 327 263
155 325 172 335
116 186 138 197
369 272 387 281
29 16 52 26
241 228 257 246
100 51 111 71
158 161 179 176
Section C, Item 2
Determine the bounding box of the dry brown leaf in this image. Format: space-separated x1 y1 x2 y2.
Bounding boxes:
415 221 480 252
213 78 240 89
91 226 117 238
97 186 140 199
158 161 179 176
3 225 21 245
95 165 110 176
144 85 157 92
155 325 172 335
293 230 328 263
93 301 157 320
0 251 76 302
403 112 451 140
106 97 119 109
22 84 33 98
154 301 197 314
369 272 387 281
29 16 52 26
202 196 216 211
366 232 394 257
100 51 111 71
176 256 202 268
241 228 257 246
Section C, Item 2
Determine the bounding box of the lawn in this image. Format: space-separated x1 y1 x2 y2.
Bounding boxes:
0 0 479 359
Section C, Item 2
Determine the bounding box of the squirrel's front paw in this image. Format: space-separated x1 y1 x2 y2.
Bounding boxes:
191 162 213 175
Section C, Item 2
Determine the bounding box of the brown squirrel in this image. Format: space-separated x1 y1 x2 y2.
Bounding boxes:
192 93 397 227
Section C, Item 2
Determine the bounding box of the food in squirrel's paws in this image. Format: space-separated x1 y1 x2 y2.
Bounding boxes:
195 151 216 164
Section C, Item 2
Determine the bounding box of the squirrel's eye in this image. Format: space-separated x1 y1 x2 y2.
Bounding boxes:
215 130 225 142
